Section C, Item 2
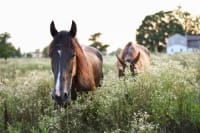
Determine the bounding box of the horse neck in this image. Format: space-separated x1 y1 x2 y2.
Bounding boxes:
72 39 92 89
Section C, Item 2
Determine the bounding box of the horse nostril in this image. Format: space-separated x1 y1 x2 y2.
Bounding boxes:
64 92 68 98
55 95 61 99
52 94 55 99
126 59 131 63
52 93 58 100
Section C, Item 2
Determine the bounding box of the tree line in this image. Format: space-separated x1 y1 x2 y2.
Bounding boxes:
1 6 200 59
0 32 21 60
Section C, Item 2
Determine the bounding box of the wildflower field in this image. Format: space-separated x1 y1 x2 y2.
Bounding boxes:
0 53 200 133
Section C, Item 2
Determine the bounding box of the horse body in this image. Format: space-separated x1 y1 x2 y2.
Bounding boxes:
49 21 103 105
82 46 103 87
71 44 103 92
117 42 150 77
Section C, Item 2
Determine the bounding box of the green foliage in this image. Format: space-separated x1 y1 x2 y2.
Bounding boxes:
42 46 49 58
89 32 109 55
0 53 200 132
15 48 22 58
175 6 200 35
0 59 53 132
109 48 122 56
26 53 33 58
0 32 21 60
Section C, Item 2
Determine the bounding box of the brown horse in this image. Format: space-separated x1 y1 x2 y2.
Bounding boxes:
116 42 150 77
49 20 103 105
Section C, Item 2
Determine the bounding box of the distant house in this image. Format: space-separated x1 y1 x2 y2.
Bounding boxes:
32 49 42 58
187 35 200 52
167 33 200 54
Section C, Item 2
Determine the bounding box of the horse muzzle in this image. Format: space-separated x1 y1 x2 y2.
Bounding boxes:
52 90 71 106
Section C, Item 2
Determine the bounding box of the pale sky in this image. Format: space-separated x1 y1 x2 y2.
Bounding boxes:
0 0 200 53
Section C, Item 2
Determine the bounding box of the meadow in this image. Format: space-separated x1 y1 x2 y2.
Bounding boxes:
0 52 200 133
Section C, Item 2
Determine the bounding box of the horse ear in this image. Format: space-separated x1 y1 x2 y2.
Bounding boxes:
132 52 140 64
69 20 77 37
50 21 58 37
116 55 125 66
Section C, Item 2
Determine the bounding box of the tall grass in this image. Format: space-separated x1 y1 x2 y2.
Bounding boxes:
0 53 200 133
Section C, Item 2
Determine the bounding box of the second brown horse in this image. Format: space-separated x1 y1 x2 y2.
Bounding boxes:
116 42 150 77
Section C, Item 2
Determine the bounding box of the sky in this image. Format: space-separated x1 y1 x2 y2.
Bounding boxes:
0 0 200 53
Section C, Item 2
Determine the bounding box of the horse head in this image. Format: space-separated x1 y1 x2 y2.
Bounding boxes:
117 42 141 77
130 52 140 75
49 20 77 106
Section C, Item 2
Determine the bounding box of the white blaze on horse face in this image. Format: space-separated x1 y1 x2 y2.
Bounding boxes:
125 47 133 62
57 50 62 57
55 50 62 96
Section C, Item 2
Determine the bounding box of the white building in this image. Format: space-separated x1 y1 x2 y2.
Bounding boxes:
187 35 200 52
31 49 43 58
167 33 200 54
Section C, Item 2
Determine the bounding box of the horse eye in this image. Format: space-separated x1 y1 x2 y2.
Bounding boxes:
62 76 65 81
49 51 53 57
133 65 136 69
72 53 75 58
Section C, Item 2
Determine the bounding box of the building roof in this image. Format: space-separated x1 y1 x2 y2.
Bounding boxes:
187 35 200 49
187 35 200 40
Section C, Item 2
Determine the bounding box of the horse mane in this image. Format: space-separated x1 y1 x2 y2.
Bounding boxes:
72 38 93 90
48 41 54 56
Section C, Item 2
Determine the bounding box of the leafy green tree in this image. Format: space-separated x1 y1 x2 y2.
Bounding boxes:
42 46 49 58
109 48 122 56
26 53 32 58
89 33 109 55
136 11 185 52
0 33 17 60
15 47 22 57
175 6 200 35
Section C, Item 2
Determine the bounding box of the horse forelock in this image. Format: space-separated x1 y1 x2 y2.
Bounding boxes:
49 31 72 56
121 42 135 59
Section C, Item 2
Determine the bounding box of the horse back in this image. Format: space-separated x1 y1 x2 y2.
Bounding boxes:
135 44 151 70
120 42 150 70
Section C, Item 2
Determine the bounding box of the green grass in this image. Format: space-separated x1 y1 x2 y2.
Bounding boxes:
0 52 200 133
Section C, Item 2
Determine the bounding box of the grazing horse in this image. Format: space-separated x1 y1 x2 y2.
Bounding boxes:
116 42 150 77
49 20 103 105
